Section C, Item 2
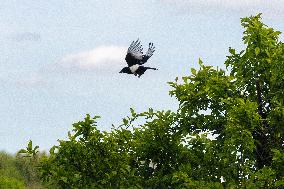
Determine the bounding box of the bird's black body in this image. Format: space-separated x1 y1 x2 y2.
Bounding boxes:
119 39 157 77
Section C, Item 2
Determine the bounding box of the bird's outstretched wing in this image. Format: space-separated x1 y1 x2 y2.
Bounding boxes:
141 42 155 64
125 39 143 67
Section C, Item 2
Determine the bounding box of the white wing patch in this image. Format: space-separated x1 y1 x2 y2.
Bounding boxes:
130 64 139 74
131 52 143 60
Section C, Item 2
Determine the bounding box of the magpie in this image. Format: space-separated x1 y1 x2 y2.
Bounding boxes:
119 39 157 78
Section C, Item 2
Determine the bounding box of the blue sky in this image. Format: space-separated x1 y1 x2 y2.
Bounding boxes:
1 0 284 153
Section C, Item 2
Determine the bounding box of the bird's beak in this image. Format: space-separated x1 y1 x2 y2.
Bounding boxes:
119 71 122 73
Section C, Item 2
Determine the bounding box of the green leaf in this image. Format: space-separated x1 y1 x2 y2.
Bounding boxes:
130 108 136 116
229 47 235 54
123 118 128 125
17 149 27 154
266 58 271 63
60 177 68 183
93 115 101 119
34 145 39 152
28 140 32 151
255 47 260 55
191 68 197 75
198 58 203 65
149 108 154 115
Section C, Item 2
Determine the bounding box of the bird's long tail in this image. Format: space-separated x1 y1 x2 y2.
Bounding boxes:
145 67 158 70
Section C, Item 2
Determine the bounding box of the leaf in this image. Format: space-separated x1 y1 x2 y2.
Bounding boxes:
17 149 27 154
130 108 136 116
255 47 260 55
191 68 197 75
149 108 154 115
34 145 39 152
265 49 270 57
93 115 101 119
60 177 68 183
28 140 32 151
229 47 236 55
198 58 203 65
123 118 128 125
266 58 271 63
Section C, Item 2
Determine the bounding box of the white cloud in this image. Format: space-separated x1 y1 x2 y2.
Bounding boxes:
11 46 127 88
59 46 127 71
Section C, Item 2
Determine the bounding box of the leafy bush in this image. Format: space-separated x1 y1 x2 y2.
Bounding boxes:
0 176 25 189
0 151 44 188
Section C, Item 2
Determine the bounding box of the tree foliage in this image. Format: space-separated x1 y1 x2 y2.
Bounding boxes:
21 14 284 188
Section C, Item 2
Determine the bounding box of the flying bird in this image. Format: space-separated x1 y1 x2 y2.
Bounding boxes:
119 39 157 78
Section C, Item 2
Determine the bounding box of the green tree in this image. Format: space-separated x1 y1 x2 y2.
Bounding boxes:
169 13 284 187
22 14 284 188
